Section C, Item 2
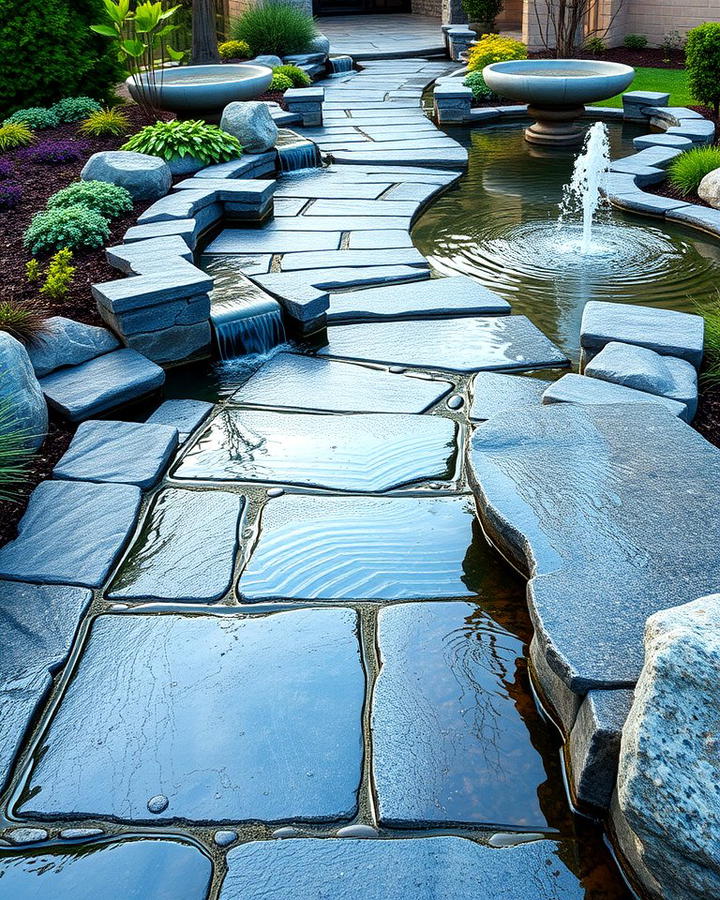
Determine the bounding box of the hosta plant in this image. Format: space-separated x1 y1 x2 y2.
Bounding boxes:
0 123 34 152
4 107 59 130
122 119 242 165
47 180 133 219
51 95 103 123
24 204 110 255
79 107 131 137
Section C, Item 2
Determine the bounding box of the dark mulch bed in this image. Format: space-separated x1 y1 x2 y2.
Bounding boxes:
257 89 289 111
695 382 720 449
644 181 712 208
529 47 686 69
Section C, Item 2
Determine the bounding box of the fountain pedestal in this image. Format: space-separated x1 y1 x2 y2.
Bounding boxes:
525 104 586 146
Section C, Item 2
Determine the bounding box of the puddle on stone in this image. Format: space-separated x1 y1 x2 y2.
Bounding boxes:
173 408 458 493
0 837 212 899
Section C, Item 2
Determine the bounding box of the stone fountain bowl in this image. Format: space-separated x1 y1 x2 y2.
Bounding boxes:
126 64 273 117
483 59 635 106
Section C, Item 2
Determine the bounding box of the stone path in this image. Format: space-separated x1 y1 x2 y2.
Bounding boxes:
0 59 624 899
317 14 445 59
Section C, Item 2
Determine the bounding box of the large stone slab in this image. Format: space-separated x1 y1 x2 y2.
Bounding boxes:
16 609 364 823
0 332 47 451
40 349 165 422
219 837 586 899
27 316 119 377
467 403 720 692
53 419 178 489
145 398 213 443
280 248 428 271
0 480 141 588
274 177 392 199
231 352 452 413
0 838 212 900
265 215 413 231
204 228 341 254
174 408 457 493
542 373 688 420
0 582 91 791
327 275 510 323
373 602 549 828
616 595 720 900
108 488 243 603
318 316 568 373
469 372 550 422
580 300 704 367
238 495 480 601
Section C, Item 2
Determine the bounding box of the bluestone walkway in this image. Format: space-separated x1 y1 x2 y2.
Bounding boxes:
318 14 445 59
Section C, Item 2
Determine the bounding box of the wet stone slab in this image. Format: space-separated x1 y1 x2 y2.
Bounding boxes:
469 372 551 422
17 609 364 823
108 488 243 603
467 403 720 692
0 581 91 791
0 480 141 588
238 495 480 601
173 408 457 493
372 602 549 829
317 316 568 373
219 837 585 900
0 838 212 900
229 353 453 414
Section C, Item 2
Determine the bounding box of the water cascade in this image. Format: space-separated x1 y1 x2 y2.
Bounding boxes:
328 55 354 75
276 129 322 173
559 121 611 254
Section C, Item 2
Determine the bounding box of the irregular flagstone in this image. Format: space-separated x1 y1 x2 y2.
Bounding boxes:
542 373 688 420
347 230 413 249
204 227 341 254
238 495 480 601
273 178 392 199
330 148 468 168
264 215 413 231
280 248 428 271
17 609 364 823
372 602 549 828
0 582 91 791
145 398 214 444
467 402 720 692
108 488 243 603
230 352 452 413
327 275 510 323
219 837 584 900
0 480 141 588
0 839 213 898
53 419 178 489
317 316 568 373
173 408 457 493
303 199 419 216
469 372 550 422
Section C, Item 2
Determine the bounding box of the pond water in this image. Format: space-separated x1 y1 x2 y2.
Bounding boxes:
412 121 720 362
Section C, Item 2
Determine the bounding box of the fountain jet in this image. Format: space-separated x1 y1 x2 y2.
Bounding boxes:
559 122 610 254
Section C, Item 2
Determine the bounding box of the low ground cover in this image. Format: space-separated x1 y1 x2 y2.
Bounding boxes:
595 67 693 108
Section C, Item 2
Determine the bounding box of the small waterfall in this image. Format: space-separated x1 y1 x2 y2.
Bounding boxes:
559 122 611 254
329 56 354 75
276 129 322 172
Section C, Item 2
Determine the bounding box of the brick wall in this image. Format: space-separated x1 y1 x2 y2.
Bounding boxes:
413 0 443 16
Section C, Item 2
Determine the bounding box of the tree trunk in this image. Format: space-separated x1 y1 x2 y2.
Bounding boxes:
192 0 221 65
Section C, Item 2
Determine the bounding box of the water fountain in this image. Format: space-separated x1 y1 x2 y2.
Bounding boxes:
276 130 323 173
328 56 354 75
558 121 611 254
482 59 634 146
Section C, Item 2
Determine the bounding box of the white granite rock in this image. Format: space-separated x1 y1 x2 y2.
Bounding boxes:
0 332 47 451
698 167 720 209
221 102 279 153
308 34 330 56
81 151 172 202
616 594 720 900
27 316 119 377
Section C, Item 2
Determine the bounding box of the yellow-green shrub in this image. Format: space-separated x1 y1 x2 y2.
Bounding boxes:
466 34 527 73
218 40 251 60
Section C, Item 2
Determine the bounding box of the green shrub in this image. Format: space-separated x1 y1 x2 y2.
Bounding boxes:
39 249 75 301
466 34 527 72
685 23 720 118
23 205 110 255
4 107 59 130
272 64 312 87
270 72 293 91
668 146 720 195
231 2 317 57
78 107 130 138
0 123 35 152
583 36 607 53
623 34 648 50
463 71 493 101
0 400 35 502
218 39 252 59
51 95 103 123
47 181 133 219
121 119 243 165
0 0 124 114
461 0 503 29
697 295 720 383
0 297 48 345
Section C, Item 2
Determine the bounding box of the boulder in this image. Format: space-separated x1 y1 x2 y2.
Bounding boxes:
166 155 206 176
307 33 331 57
616 594 720 900
0 332 47 451
698 167 720 209
81 151 172 202
220 101 278 153
26 316 119 377
252 55 283 68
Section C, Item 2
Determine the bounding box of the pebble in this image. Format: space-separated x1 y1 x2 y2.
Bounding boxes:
147 794 169 814
59 827 104 840
389 366 405 374
336 824 379 838
488 832 545 848
6 828 48 845
446 394 464 410
267 487 285 498
214 830 238 847
272 826 302 839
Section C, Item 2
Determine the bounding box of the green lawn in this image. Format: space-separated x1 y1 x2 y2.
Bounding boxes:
595 67 694 108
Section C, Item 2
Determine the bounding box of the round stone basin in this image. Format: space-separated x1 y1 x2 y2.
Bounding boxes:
126 64 273 117
483 59 635 106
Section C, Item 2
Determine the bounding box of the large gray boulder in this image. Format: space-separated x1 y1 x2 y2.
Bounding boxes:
220 101 278 153
307 33 330 56
252 54 283 68
698 167 720 209
0 332 48 450
616 595 720 900
27 316 119 377
81 151 172 202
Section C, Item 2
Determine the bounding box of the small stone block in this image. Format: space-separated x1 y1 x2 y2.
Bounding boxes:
542 373 688 419
145 398 213 443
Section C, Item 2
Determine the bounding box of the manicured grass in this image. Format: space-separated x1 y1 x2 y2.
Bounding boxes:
595 67 694 108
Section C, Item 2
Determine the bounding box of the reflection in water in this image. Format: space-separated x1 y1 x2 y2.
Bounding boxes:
412 122 720 361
